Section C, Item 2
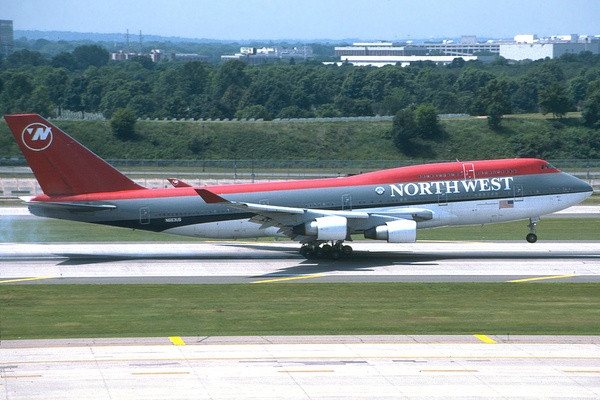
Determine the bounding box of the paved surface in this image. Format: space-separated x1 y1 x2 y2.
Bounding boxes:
1 241 600 284
2 206 599 398
2 335 600 399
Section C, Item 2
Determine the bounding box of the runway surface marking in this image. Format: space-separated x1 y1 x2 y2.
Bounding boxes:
0 276 54 284
507 274 578 283
564 370 600 373
474 334 497 344
252 273 326 284
420 370 479 373
132 372 190 375
169 336 186 346
278 370 334 373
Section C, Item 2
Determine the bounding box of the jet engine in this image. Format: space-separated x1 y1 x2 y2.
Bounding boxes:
364 219 417 243
293 216 348 240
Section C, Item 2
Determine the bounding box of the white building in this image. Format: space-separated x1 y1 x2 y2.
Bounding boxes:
333 35 600 67
500 34 600 61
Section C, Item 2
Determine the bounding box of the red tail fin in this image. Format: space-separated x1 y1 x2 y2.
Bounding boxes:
4 114 145 196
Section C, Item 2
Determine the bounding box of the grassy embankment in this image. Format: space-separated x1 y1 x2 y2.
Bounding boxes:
2 283 599 339
1 113 598 164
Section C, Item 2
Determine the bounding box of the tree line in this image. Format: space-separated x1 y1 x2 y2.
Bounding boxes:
2 44 600 131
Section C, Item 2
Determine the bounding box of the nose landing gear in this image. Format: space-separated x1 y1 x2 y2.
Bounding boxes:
526 217 540 243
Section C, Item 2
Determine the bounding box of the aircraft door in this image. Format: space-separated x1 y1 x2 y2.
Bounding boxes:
139 207 150 225
438 190 448 206
342 194 352 210
462 163 476 179
514 184 524 202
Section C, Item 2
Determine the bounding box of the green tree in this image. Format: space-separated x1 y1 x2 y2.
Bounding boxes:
392 108 416 150
235 104 270 120
538 83 571 119
414 103 441 139
101 89 133 118
0 71 34 114
582 90 600 128
110 108 137 138
479 79 512 129
36 66 70 116
6 49 46 68
73 45 109 69
29 85 54 117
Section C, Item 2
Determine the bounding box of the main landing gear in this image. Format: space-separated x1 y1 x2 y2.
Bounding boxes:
526 217 540 243
300 241 353 259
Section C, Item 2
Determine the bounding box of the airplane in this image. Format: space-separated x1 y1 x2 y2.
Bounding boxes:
4 113 594 258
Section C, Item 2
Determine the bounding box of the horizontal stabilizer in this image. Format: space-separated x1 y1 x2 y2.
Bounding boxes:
27 201 117 213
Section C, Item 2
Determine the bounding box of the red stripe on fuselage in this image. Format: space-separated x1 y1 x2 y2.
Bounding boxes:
29 158 559 203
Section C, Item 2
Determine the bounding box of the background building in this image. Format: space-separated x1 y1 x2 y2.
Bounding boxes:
333 34 600 67
499 34 600 61
0 20 14 58
221 46 313 64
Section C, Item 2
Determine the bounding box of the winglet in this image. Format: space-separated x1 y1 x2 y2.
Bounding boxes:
195 188 229 204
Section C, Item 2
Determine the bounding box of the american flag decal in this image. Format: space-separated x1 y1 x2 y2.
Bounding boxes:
499 200 514 209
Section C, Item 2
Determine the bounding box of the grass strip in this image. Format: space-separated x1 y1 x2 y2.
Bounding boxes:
1 283 599 339
2 218 600 242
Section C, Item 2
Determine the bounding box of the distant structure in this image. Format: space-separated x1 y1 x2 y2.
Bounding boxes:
333 34 600 67
0 19 14 57
110 30 208 63
111 48 209 63
221 46 313 64
499 34 600 61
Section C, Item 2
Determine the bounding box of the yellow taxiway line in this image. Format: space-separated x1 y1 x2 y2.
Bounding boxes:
474 334 498 344
0 276 55 284
252 273 326 284
507 274 578 283
169 336 186 346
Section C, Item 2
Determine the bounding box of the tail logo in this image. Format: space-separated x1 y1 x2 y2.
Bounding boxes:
22 123 53 151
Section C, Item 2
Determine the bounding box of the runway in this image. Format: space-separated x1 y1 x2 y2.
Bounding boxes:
1 240 600 284
2 335 600 399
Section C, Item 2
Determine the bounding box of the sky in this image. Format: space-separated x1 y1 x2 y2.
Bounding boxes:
4 0 600 41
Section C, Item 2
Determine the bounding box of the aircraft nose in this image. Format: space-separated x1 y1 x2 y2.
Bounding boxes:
573 175 594 196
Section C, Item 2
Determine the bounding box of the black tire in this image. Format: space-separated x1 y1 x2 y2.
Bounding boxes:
526 233 538 243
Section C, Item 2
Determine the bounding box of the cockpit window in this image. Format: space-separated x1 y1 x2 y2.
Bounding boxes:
541 163 556 170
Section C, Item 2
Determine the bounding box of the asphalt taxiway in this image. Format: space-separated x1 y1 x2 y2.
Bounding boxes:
1 240 600 285
2 335 600 399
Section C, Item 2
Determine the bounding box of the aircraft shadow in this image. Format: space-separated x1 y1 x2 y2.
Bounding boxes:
52 242 600 275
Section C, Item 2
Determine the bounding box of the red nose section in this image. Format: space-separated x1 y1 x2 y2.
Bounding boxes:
4 114 146 197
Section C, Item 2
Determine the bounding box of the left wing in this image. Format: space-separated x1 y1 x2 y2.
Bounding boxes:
195 189 432 242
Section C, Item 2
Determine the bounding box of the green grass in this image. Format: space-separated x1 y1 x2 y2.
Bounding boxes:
1 283 599 339
2 217 599 242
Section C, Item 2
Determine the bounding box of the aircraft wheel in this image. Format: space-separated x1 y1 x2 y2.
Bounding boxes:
342 245 353 255
300 245 314 258
526 233 538 243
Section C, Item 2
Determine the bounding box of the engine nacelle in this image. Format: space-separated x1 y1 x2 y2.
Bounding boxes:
293 216 348 241
364 219 417 243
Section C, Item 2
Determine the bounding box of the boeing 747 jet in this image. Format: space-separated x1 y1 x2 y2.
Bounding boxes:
4 114 593 258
